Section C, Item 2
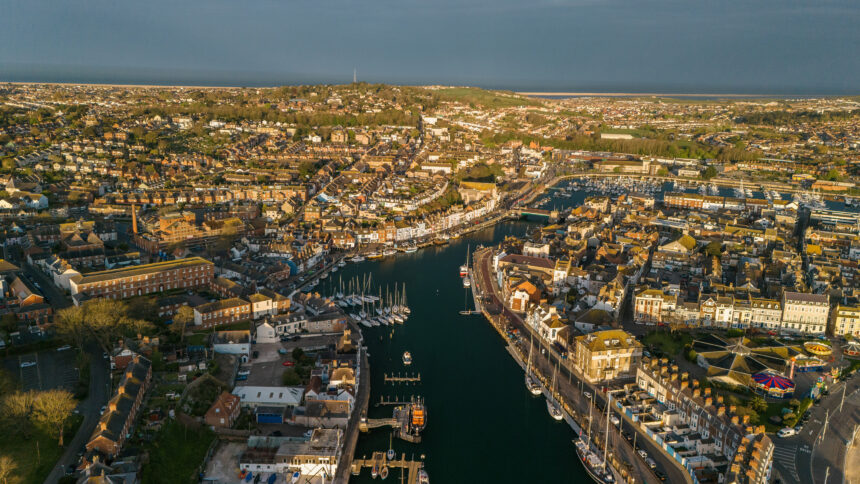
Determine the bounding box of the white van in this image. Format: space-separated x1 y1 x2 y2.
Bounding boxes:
777 427 797 438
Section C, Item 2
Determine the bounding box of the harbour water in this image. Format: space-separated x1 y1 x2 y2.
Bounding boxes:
326 220 590 483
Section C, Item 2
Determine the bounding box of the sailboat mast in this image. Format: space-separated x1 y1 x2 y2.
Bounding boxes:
603 394 611 468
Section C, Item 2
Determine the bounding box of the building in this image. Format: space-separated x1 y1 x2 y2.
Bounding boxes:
239 429 342 477
781 292 829 335
232 385 304 410
635 358 773 484
573 329 643 383
634 288 676 324
205 392 242 428
194 297 252 328
833 305 860 338
69 257 214 300
86 356 152 457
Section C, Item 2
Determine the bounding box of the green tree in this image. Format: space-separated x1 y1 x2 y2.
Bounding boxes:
702 166 718 180
281 369 302 386
172 306 195 343
0 455 15 484
32 389 77 446
749 396 768 413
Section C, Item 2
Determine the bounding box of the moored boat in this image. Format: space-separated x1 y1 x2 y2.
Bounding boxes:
574 438 615 483
402 351 412 365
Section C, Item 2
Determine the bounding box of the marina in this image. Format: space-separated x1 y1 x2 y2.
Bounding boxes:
350 452 428 484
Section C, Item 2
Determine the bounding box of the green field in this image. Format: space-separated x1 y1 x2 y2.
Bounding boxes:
435 87 541 109
142 421 215 484
0 414 83 484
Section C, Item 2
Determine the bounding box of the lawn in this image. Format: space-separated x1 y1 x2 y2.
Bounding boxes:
643 330 693 357
0 414 83 484
142 421 215 484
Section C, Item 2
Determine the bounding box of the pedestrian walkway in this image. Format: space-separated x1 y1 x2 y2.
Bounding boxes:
772 443 800 482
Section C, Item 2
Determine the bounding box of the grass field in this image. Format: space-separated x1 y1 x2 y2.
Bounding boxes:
0 414 83 484
435 87 541 109
643 330 693 357
142 421 215 484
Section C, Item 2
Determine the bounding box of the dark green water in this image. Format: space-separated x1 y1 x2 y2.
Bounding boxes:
329 220 589 483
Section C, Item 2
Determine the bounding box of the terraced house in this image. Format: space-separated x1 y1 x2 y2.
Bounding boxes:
86 355 152 458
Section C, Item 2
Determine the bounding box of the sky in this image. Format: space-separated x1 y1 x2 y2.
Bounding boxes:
0 0 858 94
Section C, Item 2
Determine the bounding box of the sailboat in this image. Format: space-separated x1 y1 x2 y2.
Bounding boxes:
546 363 564 420
578 393 617 483
459 245 469 277
387 433 396 461
525 333 542 396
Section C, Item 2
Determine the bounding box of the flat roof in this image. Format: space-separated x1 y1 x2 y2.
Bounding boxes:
71 257 213 285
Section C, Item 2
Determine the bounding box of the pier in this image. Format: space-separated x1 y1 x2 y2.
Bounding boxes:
384 373 421 384
376 395 416 406
351 452 426 483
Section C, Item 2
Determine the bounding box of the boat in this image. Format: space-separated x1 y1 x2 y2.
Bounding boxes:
418 469 429 484
372 464 379 479
404 246 418 253
462 275 471 288
387 433 395 461
267 473 277 484
367 251 383 260
291 471 301 483
410 397 426 433
525 333 543 396
350 255 365 263
574 438 615 483
547 363 564 421
245 471 254 482
383 248 397 256
460 244 470 276
338 260 346 267
380 466 389 480
402 351 412 365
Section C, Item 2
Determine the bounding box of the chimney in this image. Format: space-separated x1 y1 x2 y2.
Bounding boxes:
692 380 700 388
756 424 765 434
99 421 107 431
729 405 737 414
132 204 138 234
717 405 725 416
670 373 678 381
118 385 125 394
693 388 701 398
731 415 739 425
742 414 750 424
681 372 689 380
704 387 711 396
717 395 724 404
681 380 689 390
705 397 713 407
109 402 117 412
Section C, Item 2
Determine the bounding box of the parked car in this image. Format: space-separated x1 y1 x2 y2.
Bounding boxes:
777 427 797 438
282 361 295 367
645 457 657 469
637 450 648 459
654 470 667 481
583 391 592 400
278 348 288 355
610 415 620 426
57 345 72 351
20 361 36 368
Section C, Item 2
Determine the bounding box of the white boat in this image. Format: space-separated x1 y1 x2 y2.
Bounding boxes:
418 469 429 484
383 248 397 256
547 363 564 420
404 246 418 253
350 255 365 263
291 471 301 483
526 373 542 396
360 320 372 328
462 275 471 288
402 351 412 365
338 260 346 267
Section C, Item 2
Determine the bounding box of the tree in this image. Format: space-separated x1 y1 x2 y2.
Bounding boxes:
657 168 669 177
281 368 302 386
55 306 88 348
32 389 77 446
173 306 195 343
749 396 768 413
0 455 15 484
1 391 36 437
702 166 718 180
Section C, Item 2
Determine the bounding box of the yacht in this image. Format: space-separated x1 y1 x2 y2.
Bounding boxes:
402 351 412 365
350 255 365 263
418 469 429 484
462 275 471 288
574 439 615 483
404 245 418 253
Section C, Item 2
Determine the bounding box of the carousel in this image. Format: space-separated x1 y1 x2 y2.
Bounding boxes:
843 340 860 358
751 371 796 398
691 335 804 388
803 341 833 357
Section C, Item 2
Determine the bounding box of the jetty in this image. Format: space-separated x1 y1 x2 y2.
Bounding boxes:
384 373 421 384
351 452 426 483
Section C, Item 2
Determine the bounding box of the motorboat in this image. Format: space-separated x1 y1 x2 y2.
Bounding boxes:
291 471 301 483
402 351 412 365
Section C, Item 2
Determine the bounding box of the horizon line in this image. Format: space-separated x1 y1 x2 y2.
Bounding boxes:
1 81 856 99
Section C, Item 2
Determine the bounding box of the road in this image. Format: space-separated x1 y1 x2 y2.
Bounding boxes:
771 370 860 484
13 260 112 484
472 247 689 484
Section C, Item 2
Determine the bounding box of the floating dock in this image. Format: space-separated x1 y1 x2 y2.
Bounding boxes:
384 373 421 384
351 452 426 483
